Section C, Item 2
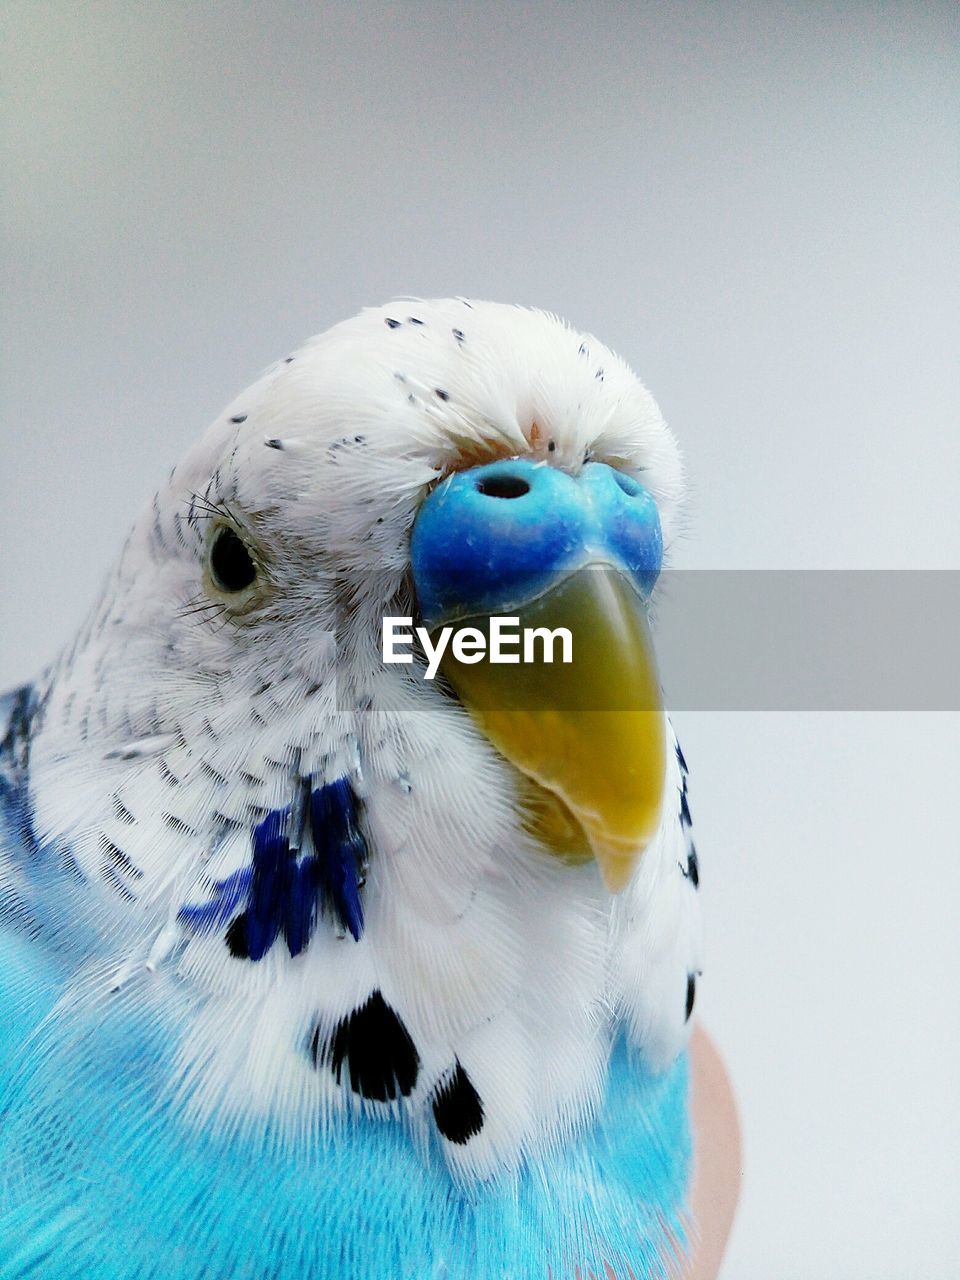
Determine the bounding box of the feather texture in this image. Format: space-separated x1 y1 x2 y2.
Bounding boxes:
0 300 703 1277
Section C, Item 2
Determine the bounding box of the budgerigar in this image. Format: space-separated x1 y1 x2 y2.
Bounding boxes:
0 299 703 1279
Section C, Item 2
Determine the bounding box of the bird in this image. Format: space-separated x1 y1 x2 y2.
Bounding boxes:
0 298 703 1280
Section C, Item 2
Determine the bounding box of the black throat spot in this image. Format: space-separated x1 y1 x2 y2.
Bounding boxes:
311 990 420 1102
432 1060 484 1144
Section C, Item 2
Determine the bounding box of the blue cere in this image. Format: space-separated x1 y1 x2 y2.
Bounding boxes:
177 776 366 958
411 457 662 627
578 462 662 596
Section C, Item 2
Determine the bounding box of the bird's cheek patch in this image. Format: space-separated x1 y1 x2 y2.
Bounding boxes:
177 776 367 960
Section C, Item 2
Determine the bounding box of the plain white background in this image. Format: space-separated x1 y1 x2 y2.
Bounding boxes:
2 3 958 1275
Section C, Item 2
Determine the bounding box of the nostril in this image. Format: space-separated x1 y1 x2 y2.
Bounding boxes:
476 474 531 500
611 470 644 497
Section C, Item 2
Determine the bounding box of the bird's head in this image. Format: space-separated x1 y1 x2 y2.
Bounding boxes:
20 297 698 1176
30 299 684 920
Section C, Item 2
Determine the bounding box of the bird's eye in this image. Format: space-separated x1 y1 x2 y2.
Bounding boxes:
209 526 257 592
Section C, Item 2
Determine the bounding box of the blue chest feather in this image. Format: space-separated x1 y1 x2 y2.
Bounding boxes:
0 721 692 1279
0 944 690 1280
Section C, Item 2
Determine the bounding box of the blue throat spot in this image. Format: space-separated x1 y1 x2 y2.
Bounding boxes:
177 776 367 960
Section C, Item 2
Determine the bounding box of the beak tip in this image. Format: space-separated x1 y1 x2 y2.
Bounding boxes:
595 843 643 895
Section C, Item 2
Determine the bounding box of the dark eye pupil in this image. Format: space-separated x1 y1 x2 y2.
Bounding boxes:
210 527 256 592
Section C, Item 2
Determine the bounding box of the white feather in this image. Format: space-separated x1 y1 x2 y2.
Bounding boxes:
24 299 701 1178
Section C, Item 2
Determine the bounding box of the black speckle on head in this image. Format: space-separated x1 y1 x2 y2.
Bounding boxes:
111 795 136 826
312 990 420 1102
99 834 141 880
264 437 284 451
385 317 401 329
452 328 465 343
595 368 604 381
679 789 692 829
407 316 424 326
547 440 556 452
435 388 450 402
687 844 700 887
162 811 200 838
198 757 229 786
284 356 295 364
230 414 247 424
685 974 697 1022
157 757 179 788
432 1060 484 1144
578 342 589 357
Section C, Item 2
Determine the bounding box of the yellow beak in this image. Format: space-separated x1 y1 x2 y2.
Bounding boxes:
434 567 666 893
